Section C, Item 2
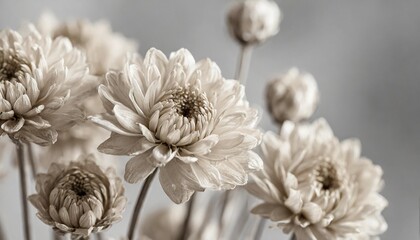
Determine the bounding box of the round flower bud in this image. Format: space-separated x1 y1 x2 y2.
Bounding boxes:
29 156 126 238
227 0 281 45
266 68 319 124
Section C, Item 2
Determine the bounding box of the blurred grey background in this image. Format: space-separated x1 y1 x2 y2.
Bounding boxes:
0 0 419 239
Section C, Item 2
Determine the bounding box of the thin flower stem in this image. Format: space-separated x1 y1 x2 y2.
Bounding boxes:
127 169 158 240
96 232 103 240
14 140 32 240
290 233 296 240
26 143 37 179
178 193 196 240
253 218 266 240
235 44 254 85
0 217 6 240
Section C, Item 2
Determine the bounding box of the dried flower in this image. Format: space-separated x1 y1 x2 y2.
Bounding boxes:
0 26 94 146
142 205 218 240
37 13 138 76
247 119 388 239
29 156 126 237
227 0 281 45
91 48 262 203
266 68 319 124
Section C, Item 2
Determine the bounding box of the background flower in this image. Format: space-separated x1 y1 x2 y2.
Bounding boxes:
227 0 281 45
37 12 138 76
247 119 387 239
266 68 319 124
29 156 126 237
91 48 262 203
0 26 94 146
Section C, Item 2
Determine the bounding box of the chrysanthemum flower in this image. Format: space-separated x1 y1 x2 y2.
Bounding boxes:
247 119 387 239
37 13 138 76
91 48 262 203
266 68 319 124
227 0 281 45
0 26 93 146
29 156 126 237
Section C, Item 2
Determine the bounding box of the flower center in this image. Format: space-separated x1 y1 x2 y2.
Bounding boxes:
58 169 96 198
0 50 27 82
314 161 340 192
168 87 211 119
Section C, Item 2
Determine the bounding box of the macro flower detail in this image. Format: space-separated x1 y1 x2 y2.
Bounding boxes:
91 48 262 203
227 0 281 45
266 68 319 124
0 27 93 146
29 156 126 238
247 119 388 239
37 13 138 76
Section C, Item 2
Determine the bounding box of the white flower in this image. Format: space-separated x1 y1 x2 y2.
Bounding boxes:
37 12 138 76
227 0 281 45
266 68 319 124
141 205 218 240
91 48 262 203
247 119 388 239
29 156 126 237
0 26 93 145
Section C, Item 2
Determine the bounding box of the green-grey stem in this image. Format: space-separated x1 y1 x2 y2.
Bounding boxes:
235 44 253 85
253 218 266 240
178 194 196 240
14 140 32 240
127 169 158 240
26 143 37 179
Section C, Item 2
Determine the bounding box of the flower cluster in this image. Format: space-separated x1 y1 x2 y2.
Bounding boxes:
247 119 387 239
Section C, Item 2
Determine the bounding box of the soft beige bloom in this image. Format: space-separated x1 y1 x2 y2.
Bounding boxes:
266 68 319 124
227 0 281 45
142 205 218 240
247 119 387 239
0 26 93 145
37 13 138 76
29 156 126 237
91 48 262 203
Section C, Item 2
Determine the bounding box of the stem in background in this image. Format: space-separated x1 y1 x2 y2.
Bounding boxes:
127 169 158 240
178 194 196 240
290 234 296 240
14 140 32 240
253 218 266 240
26 143 37 179
0 217 5 240
96 232 103 240
235 44 254 85
52 231 60 240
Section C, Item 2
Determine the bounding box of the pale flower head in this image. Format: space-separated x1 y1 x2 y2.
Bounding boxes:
37 12 138 76
29 155 126 237
91 48 262 203
247 119 387 240
247 119 387 239
227 0 281 45
0 26 94 145
266 68 319 124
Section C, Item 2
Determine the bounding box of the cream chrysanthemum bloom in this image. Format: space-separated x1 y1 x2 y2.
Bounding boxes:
227 0 281 45
37 13 138 76
91 48 262 203
247 119 387 239
0 27 93 145
29 156 126 238
266 68 319 124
